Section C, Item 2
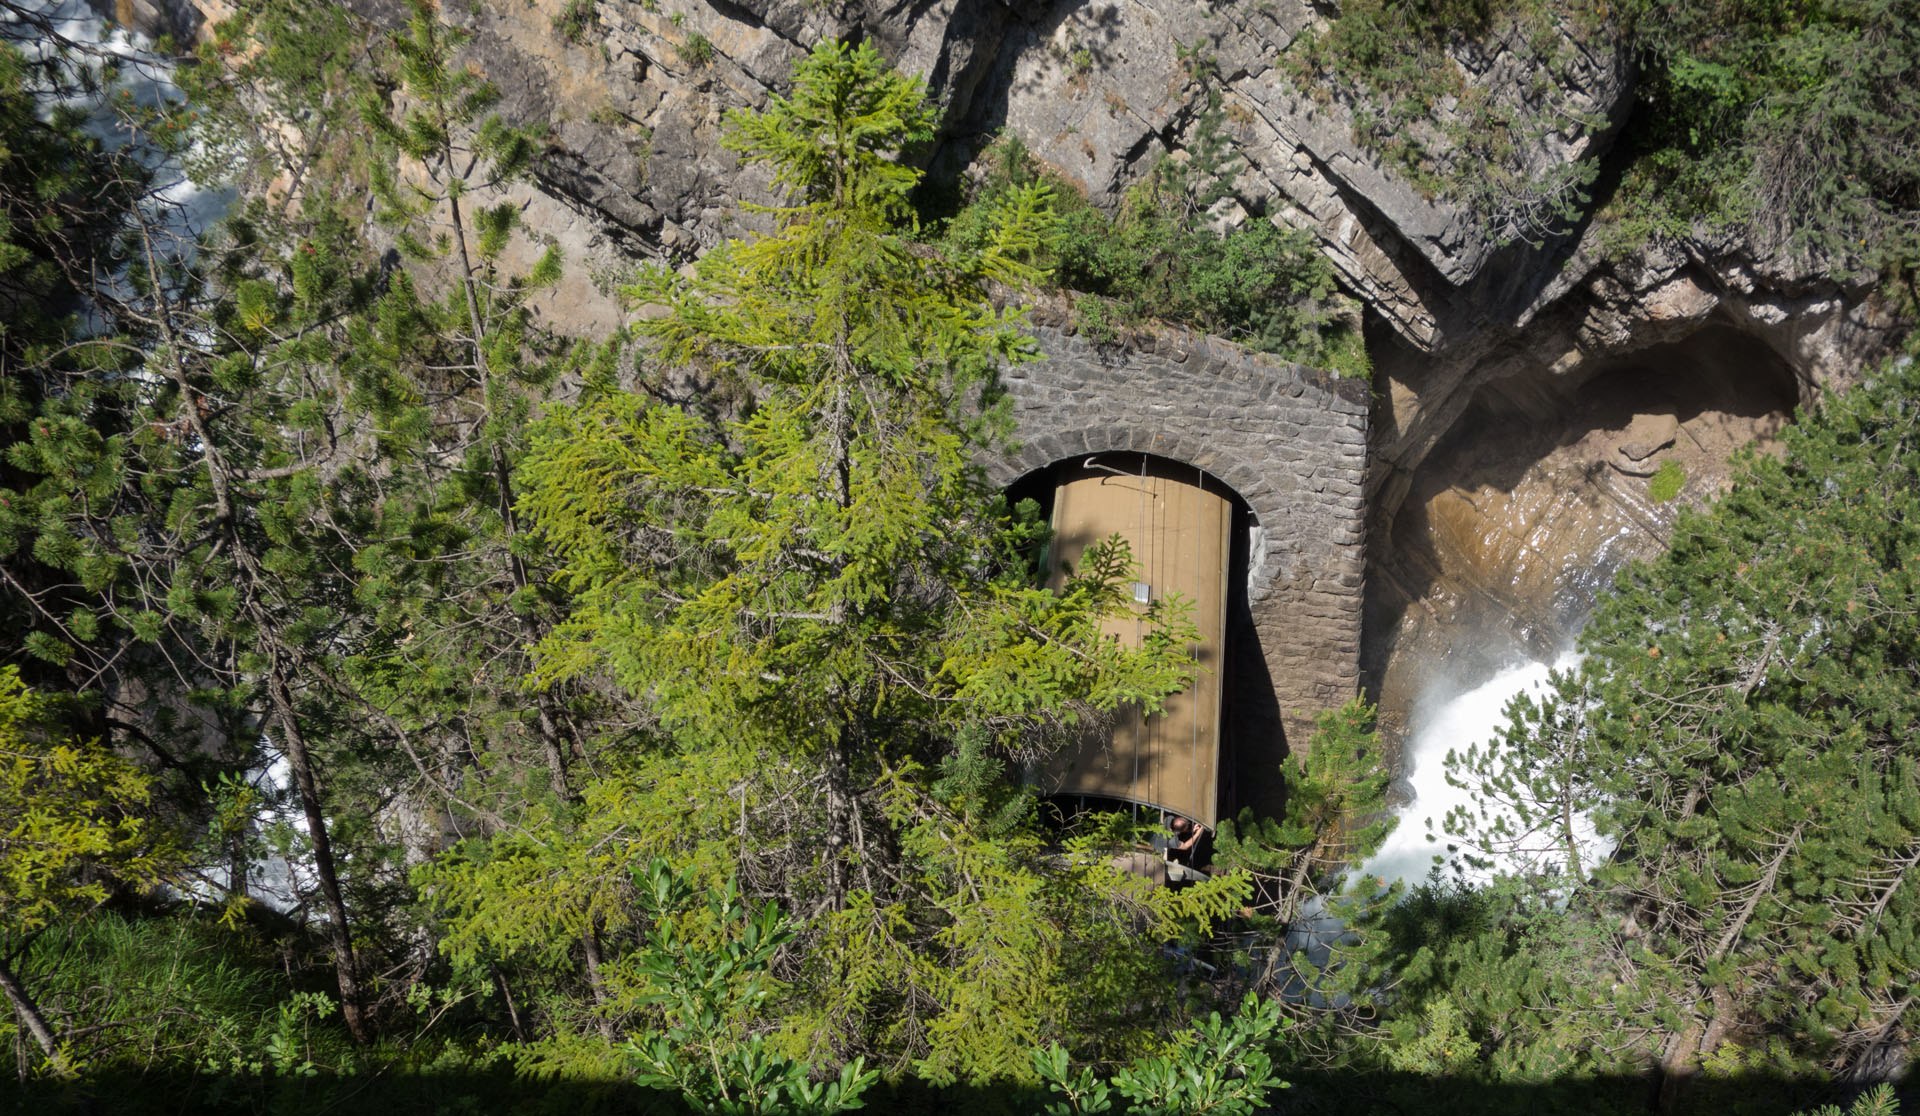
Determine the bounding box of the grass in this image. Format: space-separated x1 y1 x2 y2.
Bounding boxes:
676 32 714 68
550 0 597 44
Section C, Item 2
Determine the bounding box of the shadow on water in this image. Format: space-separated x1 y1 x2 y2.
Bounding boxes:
6 1064 1909 1116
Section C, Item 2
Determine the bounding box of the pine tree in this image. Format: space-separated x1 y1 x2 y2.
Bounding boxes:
0 18 147 702
351 0 585 811
0 26 409 1039
1215 697 1397 926
1209 698 1403 1059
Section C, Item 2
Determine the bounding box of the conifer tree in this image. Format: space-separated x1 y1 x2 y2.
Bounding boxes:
1209 699 1404 1057
520 38 1195 911
352 0 584 811
0 27 408 1038
453 40 1246 1076
0 20 147 699
1215 697 1397 926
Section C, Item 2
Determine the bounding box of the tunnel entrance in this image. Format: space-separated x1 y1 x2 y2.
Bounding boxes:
1011 453 1268 829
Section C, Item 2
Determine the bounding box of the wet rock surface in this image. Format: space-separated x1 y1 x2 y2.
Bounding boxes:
1365 325 1798 726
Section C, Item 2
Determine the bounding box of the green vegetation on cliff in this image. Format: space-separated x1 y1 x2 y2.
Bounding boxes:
0 4 1916 1114
1294 0 1920 282
937 123 1371 378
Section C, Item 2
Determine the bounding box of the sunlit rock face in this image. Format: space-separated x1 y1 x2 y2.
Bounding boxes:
1365 325 1798 727
135 0 1635 352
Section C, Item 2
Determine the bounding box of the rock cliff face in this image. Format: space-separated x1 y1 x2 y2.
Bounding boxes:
130 0 1905 718
319 0 1641 351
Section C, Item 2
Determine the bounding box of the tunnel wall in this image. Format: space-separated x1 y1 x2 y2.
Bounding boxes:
990 317 1370 761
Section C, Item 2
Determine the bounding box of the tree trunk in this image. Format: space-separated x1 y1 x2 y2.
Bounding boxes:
582 923 612 1037
824 739 852 911
139 214 368 1041
450 187 574 807
492 963 525 1042
267 666 369 1043
1656 1019 1703 1112
0 957 61 1072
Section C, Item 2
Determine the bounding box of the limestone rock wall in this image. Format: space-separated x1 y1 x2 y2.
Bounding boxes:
273 0 1633 351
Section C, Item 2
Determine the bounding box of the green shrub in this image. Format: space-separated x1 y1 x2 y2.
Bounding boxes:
1607 0 1920 278
1648 457 1685 502
1032 992 1287 1116
941 129 1368 376
1293 0 1920 278
550 0 596 44
677 32 714 68
625 860 877 1115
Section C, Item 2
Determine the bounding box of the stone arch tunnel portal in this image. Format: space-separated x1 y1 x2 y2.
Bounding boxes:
992 322 1373 828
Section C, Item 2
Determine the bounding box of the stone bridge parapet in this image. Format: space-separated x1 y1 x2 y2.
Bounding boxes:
991 317 1369 778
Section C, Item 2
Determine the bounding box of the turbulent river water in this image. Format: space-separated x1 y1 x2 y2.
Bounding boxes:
11 0 233 244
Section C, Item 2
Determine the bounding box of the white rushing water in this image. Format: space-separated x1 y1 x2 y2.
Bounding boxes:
1360 650 1612 888
5 0 235 264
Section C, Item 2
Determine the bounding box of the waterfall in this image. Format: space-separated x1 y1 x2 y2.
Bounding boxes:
1360 650 1613 888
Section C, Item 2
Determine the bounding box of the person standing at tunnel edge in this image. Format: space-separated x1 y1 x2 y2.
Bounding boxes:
1165 813 1208 868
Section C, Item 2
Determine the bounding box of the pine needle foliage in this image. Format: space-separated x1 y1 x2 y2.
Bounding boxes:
521 38 1197 788
498 39 1233 1082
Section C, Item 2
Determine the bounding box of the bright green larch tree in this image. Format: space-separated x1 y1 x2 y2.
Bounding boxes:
457 39 1246 1080
518 38 1198 907
0 667 178 1072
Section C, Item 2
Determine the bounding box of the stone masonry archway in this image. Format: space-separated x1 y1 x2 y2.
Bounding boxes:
988 319 1369 806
